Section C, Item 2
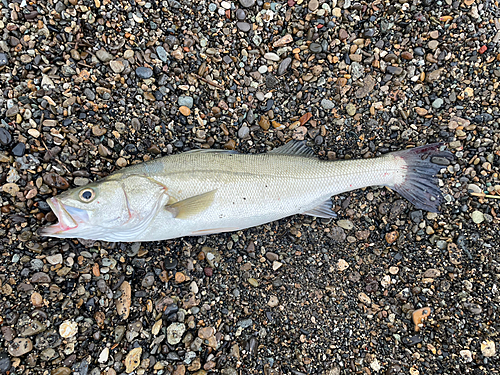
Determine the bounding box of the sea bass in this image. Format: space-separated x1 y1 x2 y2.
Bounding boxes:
40 141 453 242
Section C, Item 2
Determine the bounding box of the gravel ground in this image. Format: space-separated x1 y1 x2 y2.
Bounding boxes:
1 0 500 374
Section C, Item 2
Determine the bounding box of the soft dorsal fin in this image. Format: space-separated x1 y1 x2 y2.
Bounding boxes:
268 140 316 158
183 149 239 155
302 199 337 218
165 190 217 219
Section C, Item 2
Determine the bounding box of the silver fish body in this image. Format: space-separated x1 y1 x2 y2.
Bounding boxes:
40 142 452 242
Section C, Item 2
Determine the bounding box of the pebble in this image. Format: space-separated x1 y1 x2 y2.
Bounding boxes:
167 323 186 345
471 210 484 224
110 60 125 73
481 340 496 357
0 352 10 373
115 281 131 319
8 338 33 357
178 96 194 108
432 98 444 109
337 219 353 230
0 53 8 67
236 22 251 32
59 320 78 338
124 347 142 373
321 99 335 109
345 103 356 116
179 106 191 116
0 128 12 145
96 49 113 62
239 0 255 7
136 67 153 79
337 259 349 271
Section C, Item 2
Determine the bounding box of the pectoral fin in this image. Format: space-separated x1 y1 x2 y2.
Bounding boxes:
302 199 337 218
165 190 217 219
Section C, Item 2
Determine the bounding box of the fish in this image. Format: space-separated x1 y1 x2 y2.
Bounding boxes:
39 141 453 242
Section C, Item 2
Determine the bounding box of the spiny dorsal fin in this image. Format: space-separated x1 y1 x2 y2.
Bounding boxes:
268 140 316 158
302 199 337 218
165 190 217 219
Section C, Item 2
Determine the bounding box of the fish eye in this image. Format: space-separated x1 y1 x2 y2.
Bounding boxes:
79 188 95 202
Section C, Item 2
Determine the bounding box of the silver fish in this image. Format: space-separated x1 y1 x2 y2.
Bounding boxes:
40 142 452 242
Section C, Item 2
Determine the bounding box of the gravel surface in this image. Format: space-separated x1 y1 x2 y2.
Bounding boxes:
1 0 500 374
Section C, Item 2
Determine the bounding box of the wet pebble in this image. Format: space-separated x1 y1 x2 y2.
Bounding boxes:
136 67 153 79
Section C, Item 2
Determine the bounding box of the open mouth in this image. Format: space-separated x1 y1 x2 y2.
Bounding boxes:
39 197 87 236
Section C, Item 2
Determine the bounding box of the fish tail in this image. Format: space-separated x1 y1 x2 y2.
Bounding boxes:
388 143 454 212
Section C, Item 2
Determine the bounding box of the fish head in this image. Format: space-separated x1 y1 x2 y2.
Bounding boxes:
40 174 170 241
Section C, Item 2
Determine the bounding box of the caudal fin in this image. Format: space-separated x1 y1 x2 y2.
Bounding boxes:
389 143 454 212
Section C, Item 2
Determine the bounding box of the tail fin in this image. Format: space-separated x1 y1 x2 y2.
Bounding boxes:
389 143 454 212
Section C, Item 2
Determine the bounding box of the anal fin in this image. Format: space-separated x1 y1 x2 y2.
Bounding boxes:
303 199 337 218
166 190 217 219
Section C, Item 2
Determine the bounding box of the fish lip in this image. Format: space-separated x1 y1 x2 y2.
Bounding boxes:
39 197 79 236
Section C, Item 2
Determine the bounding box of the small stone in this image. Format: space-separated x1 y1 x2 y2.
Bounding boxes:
309 0 319 11
273 34 293 48
385 231 398 244
167 323 186 345
178 96 194 108
345 103 356 116
59 320 78 338
428 40 439 50
110 60 125 73
259 116 270 130
358 292 371 305
96 48 113 62
0 53 8 67
125 347 142 373
239 0 255 8
432 98 443 109
267 295 279 307
0 128 13 145
98 347 109 363
8 338 33 357
460 350 473 362
471 210 484 224
43 173 69 189
0 352 11 372
264 52 280 61
179 106 191 116
198 327 214 339
115 281 131 319
412 307 431 331
236 22 251 32
423 269 441 278
136 67 153 79
321 99 335 109
401 51 413 60
337 220 353 230
339 28 348 40
337 259 349 271
415 107 428 116
481 340 496 357
278 57 292 76
31 272 51 283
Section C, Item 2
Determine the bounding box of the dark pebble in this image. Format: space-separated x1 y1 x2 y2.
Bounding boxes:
363 28 375 37
11 142 26 156
0 128 13 146
265 74 278 89
136 67 153 79
414 47 425 56
309 43 322 53
204 267 213 277
402 335 422 346
239 0 255 8
0 352 11 373
43 173 70 190
0 53 8 67
236 22 251 32
386 66 403 75
236 9 246 20
164 255 178 270
278 57 292 76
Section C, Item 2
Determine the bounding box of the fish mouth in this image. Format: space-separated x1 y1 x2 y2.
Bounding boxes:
39 197 88 236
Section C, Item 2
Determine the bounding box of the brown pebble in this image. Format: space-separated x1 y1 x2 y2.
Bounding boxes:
412 307 431 331
415 107 428 116
198 326 215 339
385 231 398 244
299 112 312 125
175 272 186 283
259 115 270 130
43 173 69 190
179 106 191 116
115 281 131 319
92 126 107 136
401 51 413 60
